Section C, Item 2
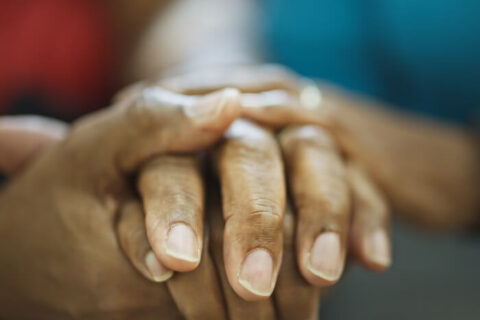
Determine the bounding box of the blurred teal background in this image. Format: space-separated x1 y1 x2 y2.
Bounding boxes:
263 0 480 124
262 1 480 319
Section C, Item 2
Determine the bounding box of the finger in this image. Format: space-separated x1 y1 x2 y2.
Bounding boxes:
160 64 301 95
166 222 227 320
116 196 227 319
116 198 173 282
207 187 276 320
347 162 392 272
280 125 351 287
275 205 322 320
69 86 241 173
241 89 333 129
216 119 285 301
138 155 204 272
0 116 67 174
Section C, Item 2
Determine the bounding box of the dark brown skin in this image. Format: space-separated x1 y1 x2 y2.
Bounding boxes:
0 85 241 319
0 117 322 320
117 170 322 320
0 67 398 318
141 67 392 300
162 65 478 230
240 74 479 230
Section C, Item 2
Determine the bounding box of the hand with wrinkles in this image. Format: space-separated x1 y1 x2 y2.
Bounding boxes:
0 69 391 319
125 63 477 309
0 117 322 320
130 67 392 298
0 85 242 319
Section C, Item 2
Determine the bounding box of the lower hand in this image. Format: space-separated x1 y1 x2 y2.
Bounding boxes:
116 66 392 301
0 84 240 318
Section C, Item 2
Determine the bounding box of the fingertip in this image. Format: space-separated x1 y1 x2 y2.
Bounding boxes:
361 229 392 272
223 241 278 301
158 223 202 272
300 232 346 287
237 248 275 300
144 251 174 282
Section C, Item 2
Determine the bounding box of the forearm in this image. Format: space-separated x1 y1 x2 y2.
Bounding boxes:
126 0 261 81
327 88 480 229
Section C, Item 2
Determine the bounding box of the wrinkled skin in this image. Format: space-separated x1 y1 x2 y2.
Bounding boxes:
161 65 479 230
0 85 242 319
0 68 393 318
0 120 322 320
127 67 392 300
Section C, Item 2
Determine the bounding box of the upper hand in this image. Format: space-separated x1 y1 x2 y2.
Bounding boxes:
117 66 392 302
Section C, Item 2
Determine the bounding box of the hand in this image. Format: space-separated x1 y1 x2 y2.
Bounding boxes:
0 85 241 319
117 173 322 320
163 64 479 230
116 66 392 302
238 74 479 229
0 116 321 320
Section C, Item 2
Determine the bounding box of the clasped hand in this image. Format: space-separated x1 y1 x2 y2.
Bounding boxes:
0 66 391 319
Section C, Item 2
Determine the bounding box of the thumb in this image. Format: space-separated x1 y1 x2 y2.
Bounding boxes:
69 86 241 172
0 116 67 174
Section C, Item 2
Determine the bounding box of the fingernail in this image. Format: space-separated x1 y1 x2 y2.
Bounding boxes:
145 251 173 282
166 223 200 262
185 88 239 124
308 232 344 282
239 248 274 296
364 229 391 267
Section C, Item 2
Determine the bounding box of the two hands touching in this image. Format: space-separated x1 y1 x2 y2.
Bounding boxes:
1 65 476 319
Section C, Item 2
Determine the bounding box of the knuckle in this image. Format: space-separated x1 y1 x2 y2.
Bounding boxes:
163 191 202 215
249 197 283 218
247 212 283 242
281 125 336 150
127 86 179 130
242 198 284 241
125 96 156 130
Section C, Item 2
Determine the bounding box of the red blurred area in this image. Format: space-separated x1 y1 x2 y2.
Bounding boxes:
0 0 113 115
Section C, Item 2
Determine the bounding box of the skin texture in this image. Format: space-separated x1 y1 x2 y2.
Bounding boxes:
138 156 205 273
1 63 476 317
0 116 322 319
0 84 242 319
166 64 478 230
145 66 392 299
0 67 397 317
239 74 480 230
215 119 285 300
117 172 322 319
280 125 351 286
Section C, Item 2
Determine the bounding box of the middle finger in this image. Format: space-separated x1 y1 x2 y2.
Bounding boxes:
215 119 286 301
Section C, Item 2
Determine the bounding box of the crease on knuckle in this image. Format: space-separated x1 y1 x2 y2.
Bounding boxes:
247 213 283 243
248 196 283 218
